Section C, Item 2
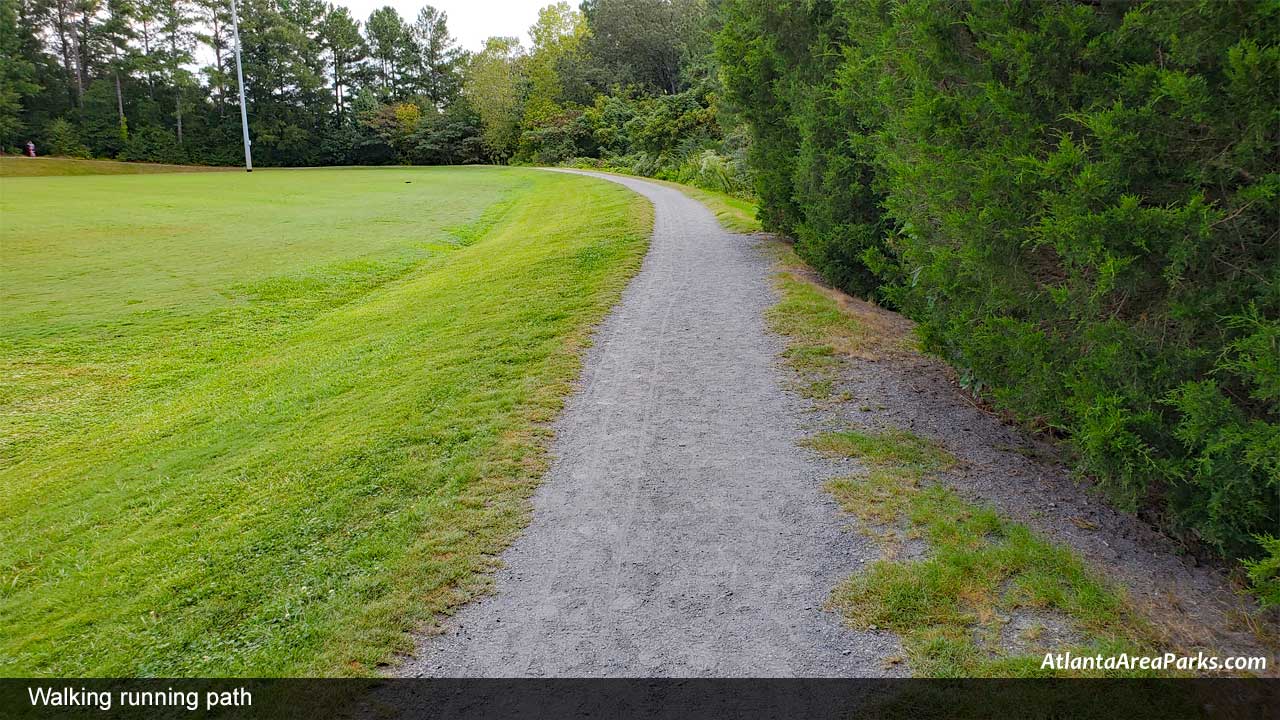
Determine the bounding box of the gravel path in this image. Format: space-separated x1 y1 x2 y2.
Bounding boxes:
397 170 899 678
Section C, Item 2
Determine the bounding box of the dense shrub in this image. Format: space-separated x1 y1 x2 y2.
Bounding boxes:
718 0 1279 579
1245 535 1280 608
546 84 753 197
117 125 187 164
661 148 752 196
44 117 89 157
411 104 487 166
719 0 889 296
517 109 587 165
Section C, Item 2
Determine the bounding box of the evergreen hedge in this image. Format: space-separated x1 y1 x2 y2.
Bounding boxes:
718 0 1278 591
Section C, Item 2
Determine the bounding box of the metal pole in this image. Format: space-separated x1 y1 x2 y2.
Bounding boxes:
230 0 252 172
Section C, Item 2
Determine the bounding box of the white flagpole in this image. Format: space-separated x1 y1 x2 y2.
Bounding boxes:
230 0 252 172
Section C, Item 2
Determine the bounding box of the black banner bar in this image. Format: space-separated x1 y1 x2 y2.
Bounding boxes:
2 678 1275 719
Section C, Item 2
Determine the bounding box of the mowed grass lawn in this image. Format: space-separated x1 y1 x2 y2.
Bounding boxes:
0 155 238 177
0 164 651 676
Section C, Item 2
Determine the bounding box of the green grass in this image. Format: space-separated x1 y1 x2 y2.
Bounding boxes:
764 263 885 403
554 163 761 233
1 156 234 177
644 177 760 233
765 245 917 362
805 428 954 473
808 428 1157 677
0 165 651 676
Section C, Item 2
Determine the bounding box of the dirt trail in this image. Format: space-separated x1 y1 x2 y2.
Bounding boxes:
397 171 901 677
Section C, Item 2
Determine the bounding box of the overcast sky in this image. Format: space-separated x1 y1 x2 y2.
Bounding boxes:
337 0 548 51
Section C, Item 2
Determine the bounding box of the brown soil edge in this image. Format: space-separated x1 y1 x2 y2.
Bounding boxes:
764 234 1278 674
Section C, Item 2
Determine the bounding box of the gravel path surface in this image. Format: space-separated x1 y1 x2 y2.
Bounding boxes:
397 170 899 678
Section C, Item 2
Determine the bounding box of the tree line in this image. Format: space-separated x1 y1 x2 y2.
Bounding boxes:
718 0 1279 602
0 0 748 185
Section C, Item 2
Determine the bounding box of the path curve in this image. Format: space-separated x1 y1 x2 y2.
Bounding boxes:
397 170 895 677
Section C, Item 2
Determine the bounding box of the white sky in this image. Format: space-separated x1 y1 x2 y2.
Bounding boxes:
336 0 546 52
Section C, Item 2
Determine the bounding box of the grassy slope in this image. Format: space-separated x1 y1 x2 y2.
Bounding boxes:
0 156 235 177
0 166 651 676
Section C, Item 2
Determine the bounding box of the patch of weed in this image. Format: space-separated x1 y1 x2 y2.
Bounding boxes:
767 274 873 360
815 428 1156 677
806 428 954 474
800 379 835 400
